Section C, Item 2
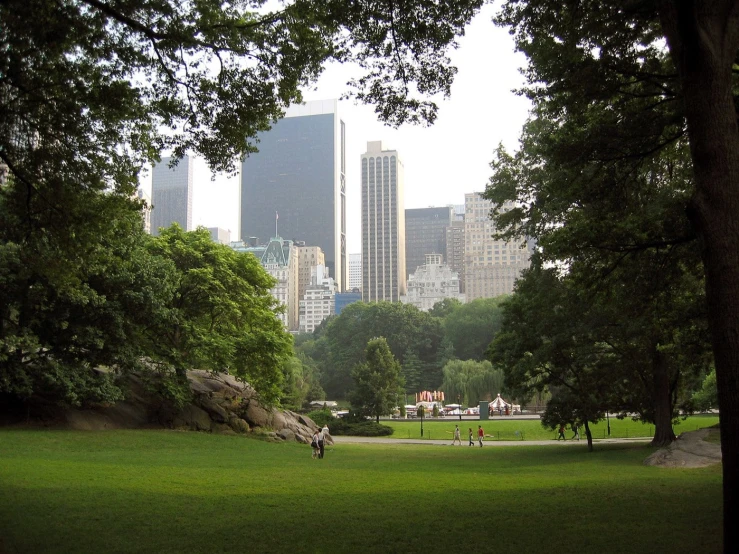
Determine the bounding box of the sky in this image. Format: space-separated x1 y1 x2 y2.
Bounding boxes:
141 4 532 255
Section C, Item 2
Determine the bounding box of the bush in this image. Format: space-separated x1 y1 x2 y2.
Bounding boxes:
327 418 393 437
306 409 334 427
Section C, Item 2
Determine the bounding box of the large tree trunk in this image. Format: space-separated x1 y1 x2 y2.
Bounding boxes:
584 420 593 452
658 3 739 551
650 346 676 447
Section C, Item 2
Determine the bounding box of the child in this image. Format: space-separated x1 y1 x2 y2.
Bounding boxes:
468 428 475 446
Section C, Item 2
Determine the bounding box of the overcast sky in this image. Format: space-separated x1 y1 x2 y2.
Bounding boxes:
142 4 532 255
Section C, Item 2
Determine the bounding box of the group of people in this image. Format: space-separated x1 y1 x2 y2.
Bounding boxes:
451 424 486 447
557 423 580 441
311 424 330 459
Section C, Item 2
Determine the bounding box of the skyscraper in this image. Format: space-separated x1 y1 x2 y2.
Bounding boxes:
361 141 406 302
240 100 346 291
464 192 532 300
150 155 193 236
348 252 362 291
405 206 453 278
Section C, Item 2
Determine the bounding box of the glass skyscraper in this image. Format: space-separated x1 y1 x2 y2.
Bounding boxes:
240 100 346 291
151 155 193 236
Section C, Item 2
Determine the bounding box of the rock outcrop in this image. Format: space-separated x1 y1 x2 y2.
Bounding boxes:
643 428 722 468
25 370 326 445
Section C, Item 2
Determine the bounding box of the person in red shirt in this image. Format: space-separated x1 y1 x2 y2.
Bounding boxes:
477 425 484 447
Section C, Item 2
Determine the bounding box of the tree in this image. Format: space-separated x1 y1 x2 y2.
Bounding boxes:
317 302 443 399
443 297 506 361
350 337 404 423
401 347 422 398
495 2 739 544
145 225 293 404
0 181 171 406
440 359 503 408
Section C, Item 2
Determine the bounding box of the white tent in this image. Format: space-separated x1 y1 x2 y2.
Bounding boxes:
490 394 510 409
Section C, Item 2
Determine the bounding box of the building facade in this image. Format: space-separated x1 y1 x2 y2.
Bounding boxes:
361 141 406 302
208 227 231 245
463 192 532 300
445 220 465 293
240 99 346 291
400 254 465 312
404 206 453 278
298 265 335 334
348 252 362 291
335 291 362 315
151 155 193 235
231 236 299 331
297 245 326 302
135 188 152 234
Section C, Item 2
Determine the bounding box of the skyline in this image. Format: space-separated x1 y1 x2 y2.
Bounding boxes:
139 4 531 255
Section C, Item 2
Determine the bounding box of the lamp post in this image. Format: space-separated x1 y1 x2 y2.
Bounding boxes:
606 411 611 436
420 405 424 437
458 395 462 421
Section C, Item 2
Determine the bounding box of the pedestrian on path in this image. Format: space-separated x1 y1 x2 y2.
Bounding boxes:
451 425 462 445
557 424 566 441
571 423 580 441
468 428 475 446
478 425 484 447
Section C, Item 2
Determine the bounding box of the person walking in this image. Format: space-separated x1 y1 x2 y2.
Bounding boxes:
571 423 580 441
468 428 475 446
317 426 325 459
451 425 462 446
557 424 566 441
477 425 484 447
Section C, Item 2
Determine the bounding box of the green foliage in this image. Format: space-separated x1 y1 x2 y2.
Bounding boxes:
145 225 293 405
306 410 334 427
441 359 504 407
316 302 444 399
350 338 404 422
443 298 506 361
692 369 718 412
324 418 393 437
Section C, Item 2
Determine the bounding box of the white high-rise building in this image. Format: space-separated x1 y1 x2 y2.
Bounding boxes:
361 141 406 302
298 265 336 334
401 254 465 312
464 192 532 300
348 252 362 291
151 155 193 235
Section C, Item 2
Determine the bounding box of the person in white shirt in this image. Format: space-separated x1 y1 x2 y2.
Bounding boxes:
317 427 325 459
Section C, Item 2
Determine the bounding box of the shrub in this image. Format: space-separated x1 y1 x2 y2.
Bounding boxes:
327 418 393 437
306 409 334 427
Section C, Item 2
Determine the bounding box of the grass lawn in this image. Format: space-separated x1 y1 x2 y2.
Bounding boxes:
383 414 721 441
0 429 722 553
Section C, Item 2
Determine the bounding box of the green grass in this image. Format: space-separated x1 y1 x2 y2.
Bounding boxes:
383 414 721 441
0 429 722 553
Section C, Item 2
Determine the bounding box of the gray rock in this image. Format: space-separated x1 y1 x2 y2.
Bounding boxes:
277 428 296 442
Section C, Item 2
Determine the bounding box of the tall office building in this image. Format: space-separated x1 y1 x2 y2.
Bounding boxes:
445 220 465 293
240 100 346 291
401 253 465 312
464 192 533 300
361 141 406 302
348 252 362 291
297 245 326 301
405 206 453 278
150 155 193 236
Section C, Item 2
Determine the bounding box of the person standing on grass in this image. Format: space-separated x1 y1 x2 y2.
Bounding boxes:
311 429 320 459
317 426 325 459
451 425 462 446
322 423 330 452
477 425 484 447
557 424 566 441
468 428 475 446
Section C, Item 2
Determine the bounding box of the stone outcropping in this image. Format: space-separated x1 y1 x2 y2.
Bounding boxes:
44 370 328 445
644 428 722 468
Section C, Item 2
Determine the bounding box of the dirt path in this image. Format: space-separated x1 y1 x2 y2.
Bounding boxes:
331 436 651 446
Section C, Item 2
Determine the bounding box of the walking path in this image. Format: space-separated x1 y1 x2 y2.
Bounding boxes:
332 436 651 446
